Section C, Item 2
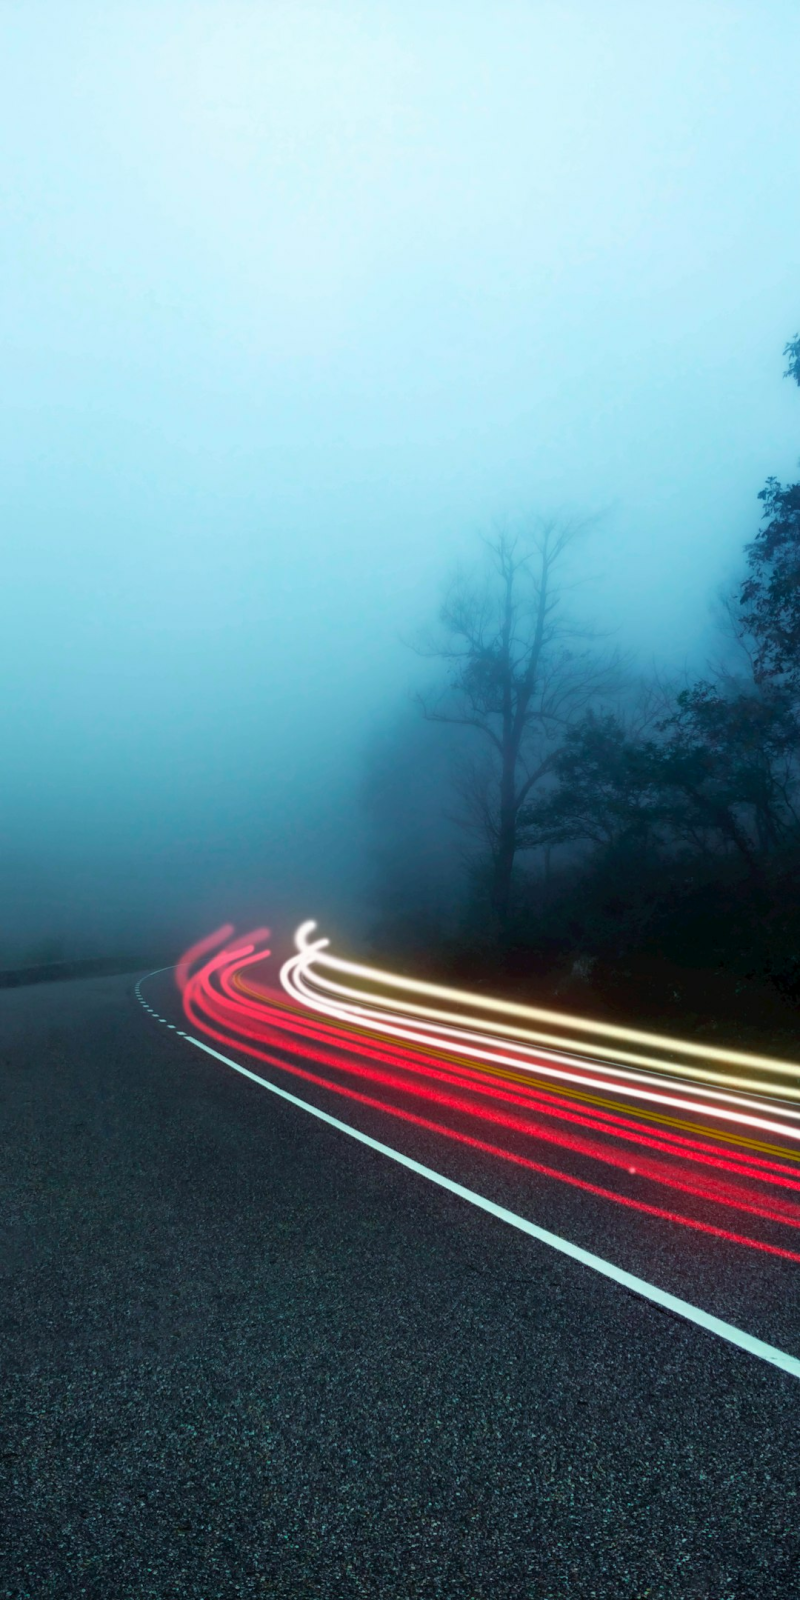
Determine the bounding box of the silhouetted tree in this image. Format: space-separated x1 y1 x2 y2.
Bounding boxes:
658 683 798 863
740 479 800 692
380 325 800 1023
524 685 799 877
517 710 663 855
784 331 800 388
740 333 800 690
416 517 615 929
527 328 800 881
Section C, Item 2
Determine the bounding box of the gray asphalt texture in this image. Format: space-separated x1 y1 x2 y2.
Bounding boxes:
2 972 800 1599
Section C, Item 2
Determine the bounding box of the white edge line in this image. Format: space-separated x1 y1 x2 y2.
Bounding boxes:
183 1031 800 1382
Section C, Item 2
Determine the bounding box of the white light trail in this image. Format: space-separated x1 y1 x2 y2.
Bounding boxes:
279 924 800 1145
138 984 800 1383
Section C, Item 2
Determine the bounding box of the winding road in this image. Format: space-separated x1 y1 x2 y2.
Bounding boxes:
4 924 800 1597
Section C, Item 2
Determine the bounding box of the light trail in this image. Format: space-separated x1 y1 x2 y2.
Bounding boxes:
171 921 800 1271
135 995 800 1383
280 928 800 1143
234 968 800 1167
288 923 800 1083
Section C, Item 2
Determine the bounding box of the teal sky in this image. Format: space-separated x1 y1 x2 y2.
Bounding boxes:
1 2 799 954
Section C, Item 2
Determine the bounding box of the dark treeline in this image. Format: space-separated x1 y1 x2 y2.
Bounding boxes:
363 331 800 1041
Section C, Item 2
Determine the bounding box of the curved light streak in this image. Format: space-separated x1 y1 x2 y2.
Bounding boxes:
280 935 800 1144
174 920 800 1263
290 920 800 1080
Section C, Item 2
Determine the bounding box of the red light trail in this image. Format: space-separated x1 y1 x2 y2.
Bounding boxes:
175 923 800 1265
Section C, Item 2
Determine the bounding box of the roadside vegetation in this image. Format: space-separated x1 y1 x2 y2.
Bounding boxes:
364 330 800 1045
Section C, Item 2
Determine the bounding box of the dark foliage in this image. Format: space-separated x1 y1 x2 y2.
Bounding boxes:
376 325 800 1038
523 684 799 871
740 478 800 689
784 331 800 388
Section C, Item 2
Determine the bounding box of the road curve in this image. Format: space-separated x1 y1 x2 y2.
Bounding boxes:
3 953 800 1598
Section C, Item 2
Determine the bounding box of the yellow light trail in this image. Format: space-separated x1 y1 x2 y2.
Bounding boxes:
279 922 800 1146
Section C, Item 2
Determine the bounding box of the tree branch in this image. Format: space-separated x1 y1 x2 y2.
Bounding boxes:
415 695 504 754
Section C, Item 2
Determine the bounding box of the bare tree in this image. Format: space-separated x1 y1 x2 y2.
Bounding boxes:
415 515 618 929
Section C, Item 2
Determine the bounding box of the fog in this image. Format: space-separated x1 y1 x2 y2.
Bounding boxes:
1 2 799 962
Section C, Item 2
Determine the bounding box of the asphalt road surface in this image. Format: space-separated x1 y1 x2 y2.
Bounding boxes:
3 968 800 1599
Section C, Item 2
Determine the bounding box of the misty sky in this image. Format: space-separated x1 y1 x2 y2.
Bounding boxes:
1 2 799 957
